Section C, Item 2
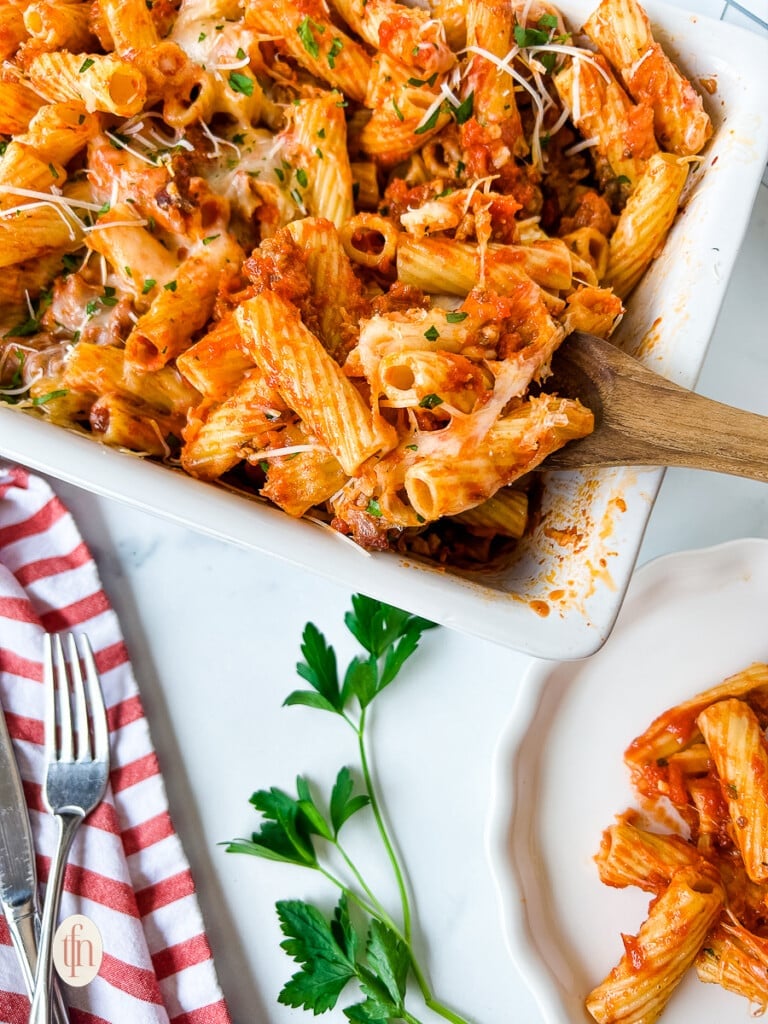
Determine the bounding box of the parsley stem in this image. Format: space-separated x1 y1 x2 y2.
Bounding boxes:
356 714 473 1024
357 706 413 942
317 866 384 924
334 840 396 926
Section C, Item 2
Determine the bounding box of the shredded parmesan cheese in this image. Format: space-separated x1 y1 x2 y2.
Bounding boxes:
258 444 330 458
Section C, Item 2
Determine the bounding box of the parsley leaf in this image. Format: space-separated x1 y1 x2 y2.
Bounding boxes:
413 104 443 135
32 389 67 406
4 317 41 338
514 23 550 47
327 37 343 68
277 898 358 1013
452 91 474 125
228 71 253 96
362 920 408 1008
345 594 436 663
297 15 324 59
330 767 370 835
284 621 342 713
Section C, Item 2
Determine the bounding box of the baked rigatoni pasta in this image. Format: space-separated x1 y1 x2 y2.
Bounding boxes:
592 665 768 1021
586 865 724 1024
0 0 713 563
235 290 397 476
583 0 712 155
696 699 768 884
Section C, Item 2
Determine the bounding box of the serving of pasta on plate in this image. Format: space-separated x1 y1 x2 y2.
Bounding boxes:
0 0 712 563
590 664 768 1022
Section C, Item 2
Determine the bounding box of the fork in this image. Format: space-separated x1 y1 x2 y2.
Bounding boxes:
28 633 110 1024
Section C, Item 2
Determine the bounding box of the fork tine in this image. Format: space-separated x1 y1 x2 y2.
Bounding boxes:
42 634 56 761
66 633 90 762
80 635 109 763
52 634 73 762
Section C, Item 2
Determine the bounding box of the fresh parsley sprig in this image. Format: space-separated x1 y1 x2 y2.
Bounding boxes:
227 595 472 1024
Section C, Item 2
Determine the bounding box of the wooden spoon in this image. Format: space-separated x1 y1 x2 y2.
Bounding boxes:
541 331 768 481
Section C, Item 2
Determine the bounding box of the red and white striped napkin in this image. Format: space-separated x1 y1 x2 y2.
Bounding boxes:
0 460 232 1024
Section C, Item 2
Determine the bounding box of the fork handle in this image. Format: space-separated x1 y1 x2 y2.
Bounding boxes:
29 811 83 1024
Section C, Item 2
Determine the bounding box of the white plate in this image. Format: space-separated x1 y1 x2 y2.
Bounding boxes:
487 537 768 1023
2 4 768 659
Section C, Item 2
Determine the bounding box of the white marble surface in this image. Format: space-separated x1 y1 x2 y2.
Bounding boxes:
16 178 764 1024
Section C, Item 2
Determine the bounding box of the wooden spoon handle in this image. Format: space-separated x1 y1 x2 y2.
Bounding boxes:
545 334 768 480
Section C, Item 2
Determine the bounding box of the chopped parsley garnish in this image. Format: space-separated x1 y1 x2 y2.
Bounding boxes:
1 350 25 403
142 278 156 294
295 167 308 188
4 318 40 339
202 234 220 245
101 286 118 307
366 498 383 517
327 37 343 68
236 47 246 59
61 253 80 273
446 311 468 323
545 51 560 71
79 57 95 73
198 31 206 41
419 393 443 409
452 91 474 125
32 389 68 406
414 105 442 135
297 15 324 59
423 325 440 341
228 71 254 96
514 23 550 47
164 279 177 291
392 97 404 121
407 72 438 87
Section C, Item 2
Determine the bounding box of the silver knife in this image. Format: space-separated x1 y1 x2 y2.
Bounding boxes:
0 704 68 1022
